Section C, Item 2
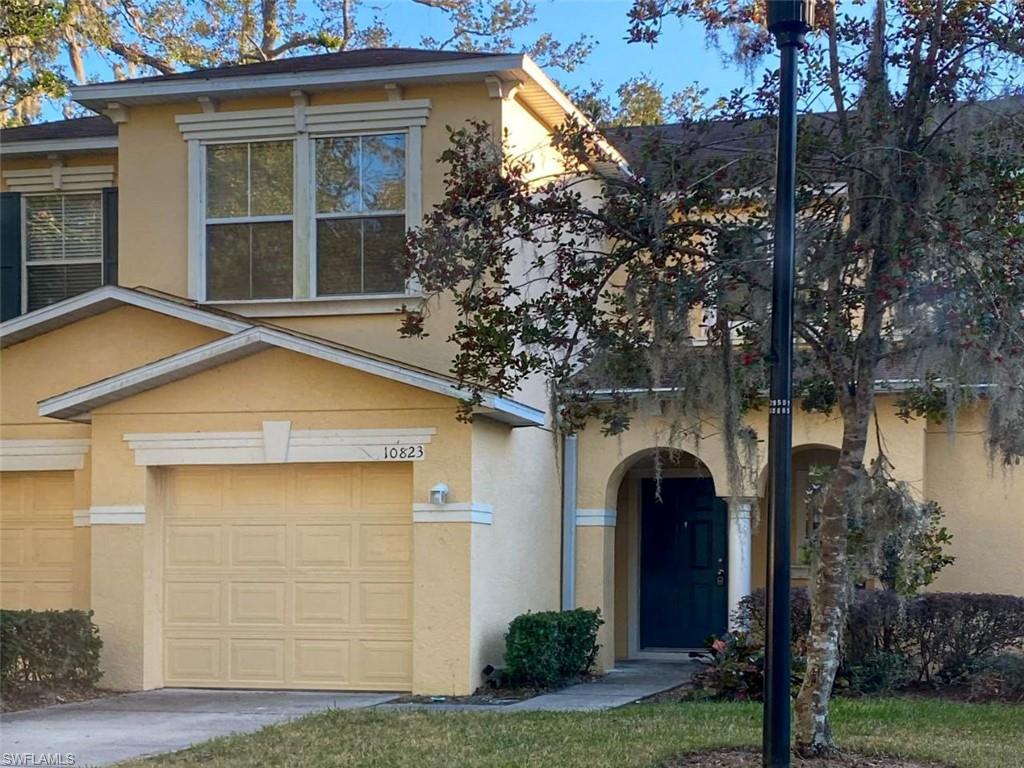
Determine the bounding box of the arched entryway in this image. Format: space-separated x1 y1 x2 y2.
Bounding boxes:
611 449 729 657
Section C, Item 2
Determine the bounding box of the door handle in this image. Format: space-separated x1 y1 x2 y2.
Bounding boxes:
716 568 725 586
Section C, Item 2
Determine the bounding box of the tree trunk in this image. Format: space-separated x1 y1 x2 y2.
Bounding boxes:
794 398 871 756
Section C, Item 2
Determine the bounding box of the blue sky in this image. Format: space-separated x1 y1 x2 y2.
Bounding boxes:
53 1 763 121
365 0 757 102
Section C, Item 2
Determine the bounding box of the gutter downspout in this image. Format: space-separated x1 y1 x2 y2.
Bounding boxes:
561 433 577 611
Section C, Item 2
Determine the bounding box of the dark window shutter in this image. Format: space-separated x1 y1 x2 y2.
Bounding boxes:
1 191 22 321
102 187 118 286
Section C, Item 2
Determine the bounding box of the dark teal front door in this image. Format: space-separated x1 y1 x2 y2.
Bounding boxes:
640 477 728 649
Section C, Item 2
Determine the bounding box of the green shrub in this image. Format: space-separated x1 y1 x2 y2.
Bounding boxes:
504 608 602 687
846 651 915 695
966 652 1024 703
0 609 103 696
691 632 765 701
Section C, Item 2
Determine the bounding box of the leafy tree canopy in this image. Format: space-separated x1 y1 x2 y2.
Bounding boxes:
1 0 594 124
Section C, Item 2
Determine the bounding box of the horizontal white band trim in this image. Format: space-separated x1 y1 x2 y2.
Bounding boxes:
73 509 91 527
203 294 425 318
176 99 431 141
125 423 436 466
413 502 493 525
90 505 145 524
0 136 118 157
576 508 617 527
0 439 90 472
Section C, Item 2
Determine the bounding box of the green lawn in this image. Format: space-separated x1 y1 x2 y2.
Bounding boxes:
120 699 1024 768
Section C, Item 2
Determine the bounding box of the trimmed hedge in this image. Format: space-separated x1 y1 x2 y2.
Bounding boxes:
0 609 103 696
727 589 1024 695
504 608 602 687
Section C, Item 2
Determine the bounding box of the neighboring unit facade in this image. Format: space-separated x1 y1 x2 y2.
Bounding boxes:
1 49 1021 695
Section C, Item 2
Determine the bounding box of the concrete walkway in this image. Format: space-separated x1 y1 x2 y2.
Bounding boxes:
380 659 697 713
0 689 394 767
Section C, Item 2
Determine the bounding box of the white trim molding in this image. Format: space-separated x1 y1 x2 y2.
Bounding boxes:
576 508 617 527
40 325 545 427
0 136 118 157
73 509 91 527
0 285 250 349
3 165 114 193
203 294 424 318
0 439 90 471
123 423 437 466
175 99 431 141
90 505 145 525
413 502 493 525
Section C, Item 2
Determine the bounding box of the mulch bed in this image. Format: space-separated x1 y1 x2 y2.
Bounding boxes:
393 672 605 706
1 685 122 713
666 749 948 767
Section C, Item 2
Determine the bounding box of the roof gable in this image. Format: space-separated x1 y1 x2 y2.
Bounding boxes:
0 286 249 348
37 325 544 427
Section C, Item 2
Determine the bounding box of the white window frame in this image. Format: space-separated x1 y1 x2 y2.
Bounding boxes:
312 131 409 298
21 191 105 313
201 139 296 301
180 99 428 313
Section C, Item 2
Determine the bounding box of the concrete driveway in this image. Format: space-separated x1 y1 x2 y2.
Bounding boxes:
0 689 396 767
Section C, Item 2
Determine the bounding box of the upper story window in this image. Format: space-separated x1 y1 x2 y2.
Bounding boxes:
316 134 406 296
24 193 104 311
205 141 293 300
182 98 429 309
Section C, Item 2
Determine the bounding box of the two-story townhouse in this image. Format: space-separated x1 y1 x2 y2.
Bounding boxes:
1 48 1021 696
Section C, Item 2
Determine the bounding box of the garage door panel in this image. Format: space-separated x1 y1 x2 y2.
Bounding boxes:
230 525 287 568
166 581 223 625
294 582 351 625
163 464 412 691
361 466 412 508
294 525 352 568
166 469 223 512
226 468 288 510
166 525 223 568
1 529 26 565
293 639 350 685
32 528 74 566
293 466 354 509
0 472 76 610
230 582 286 625
165 637 223 683
230 639 286 684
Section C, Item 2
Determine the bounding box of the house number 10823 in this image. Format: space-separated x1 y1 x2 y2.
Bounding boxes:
383 445 425 460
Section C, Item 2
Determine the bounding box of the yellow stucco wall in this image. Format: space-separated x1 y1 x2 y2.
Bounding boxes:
468 419 560 685
924 405 1024 595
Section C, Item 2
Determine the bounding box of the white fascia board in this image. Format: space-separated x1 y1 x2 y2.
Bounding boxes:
71 55 528 109
478 395 546 427
38 325 546 427
0 136 118 157
0 285 251 348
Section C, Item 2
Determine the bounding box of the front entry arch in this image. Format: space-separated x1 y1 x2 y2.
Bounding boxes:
639 476 728 650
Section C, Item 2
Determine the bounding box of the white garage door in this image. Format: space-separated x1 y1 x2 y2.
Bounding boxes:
162 463 413 690
0 471 76 610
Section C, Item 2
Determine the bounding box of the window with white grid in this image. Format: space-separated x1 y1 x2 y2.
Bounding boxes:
23 193 103 311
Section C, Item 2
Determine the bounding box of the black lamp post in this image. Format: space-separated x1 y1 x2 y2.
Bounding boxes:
763 2 813 767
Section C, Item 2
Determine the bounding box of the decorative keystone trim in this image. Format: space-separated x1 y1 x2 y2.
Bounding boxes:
412 503 493 525
0 439 90 471
90 505 145 525
73 509 91 527
576 508 617 527
124 423 436 466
